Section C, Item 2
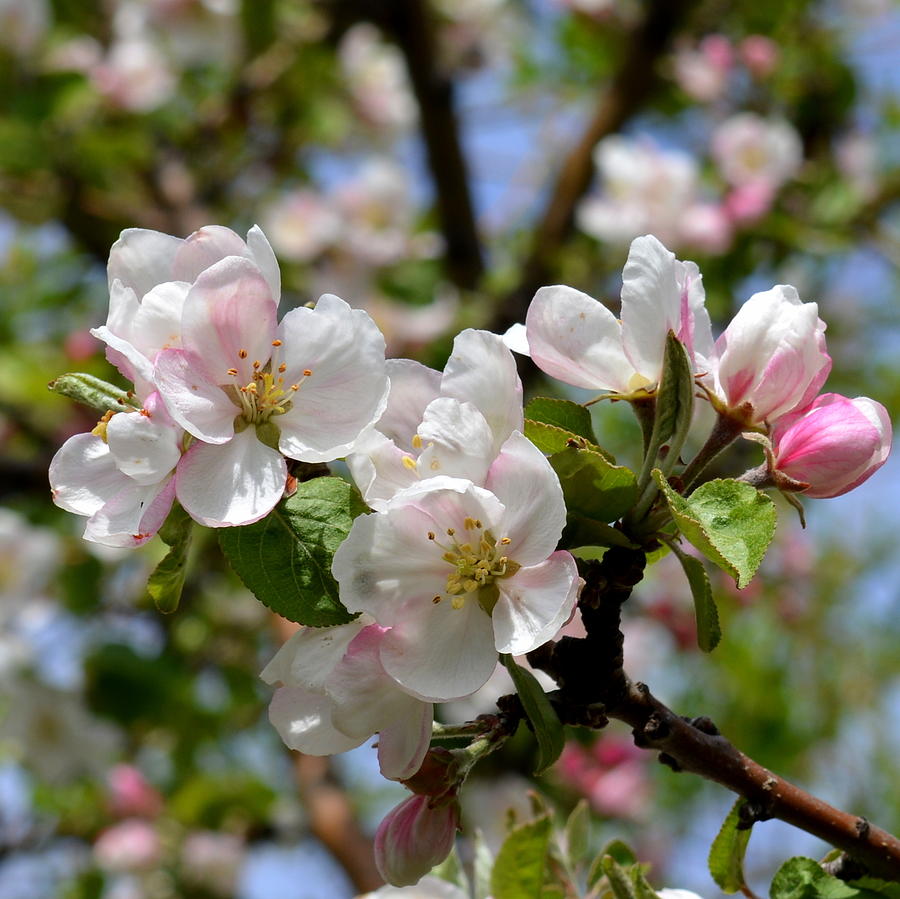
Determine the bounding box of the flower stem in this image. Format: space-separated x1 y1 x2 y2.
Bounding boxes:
680 413 745 493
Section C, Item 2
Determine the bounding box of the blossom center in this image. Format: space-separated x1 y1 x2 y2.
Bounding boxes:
428 518 520 612
225 344 311 425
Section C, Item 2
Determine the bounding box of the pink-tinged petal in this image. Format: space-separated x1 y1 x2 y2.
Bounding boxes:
131 280 191 356
180 256 277 385
502 322 530 356
84 476 175 547
245 225 282 303
260 618 369 689
175 429 286 527
107 228 182 298
485 432 567 566
377 701 433 781
620 235 682 382
172 225 250 283
268 686 362 755
675 259 714 370
415 398 494 485
526 286 633 392
276 294 389 462
379 358 442 449
91 325 154 387
106 280 140 344
493 552 580 655
441 329 524 454
106 410 181 486
379 598 497 701
50 434 125 515
345 430 419 511
153 348 236 444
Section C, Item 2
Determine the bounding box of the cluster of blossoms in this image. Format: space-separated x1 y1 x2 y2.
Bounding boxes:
51 226 891 889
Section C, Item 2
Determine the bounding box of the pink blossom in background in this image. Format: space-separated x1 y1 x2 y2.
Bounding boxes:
90 39 176 112
374 793 461 887
739 35 780 77
680 202 734 253
106 765 163 819
93 819 162 872
724 181 777 224
770 393 892 497
64 329 100 362
672 35 733 102
711 113 803 190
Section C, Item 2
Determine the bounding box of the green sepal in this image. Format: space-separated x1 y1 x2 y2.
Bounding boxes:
147 503 193 614
653 473 776 589
49 372 140 415
218 477 368 627
501 654 564 775
708 798 752 893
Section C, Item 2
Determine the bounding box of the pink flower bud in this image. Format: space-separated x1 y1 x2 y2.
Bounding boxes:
713 285 831 425
106 764 163 818
374 794 460 887
740 35 779 77
700 35 734 72
771 394 892 498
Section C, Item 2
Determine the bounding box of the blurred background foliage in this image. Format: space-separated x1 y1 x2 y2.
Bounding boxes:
1 0 899 896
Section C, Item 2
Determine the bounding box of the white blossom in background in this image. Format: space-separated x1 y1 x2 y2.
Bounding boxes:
335 434 580 702
671 34 733 102
357 875 469 898
261 189 343 263
711 113 803 190
339 24 416 130
519 235 713 394
347 328 522 510
577 136 700 247
261 618 433 780
180 831 246 896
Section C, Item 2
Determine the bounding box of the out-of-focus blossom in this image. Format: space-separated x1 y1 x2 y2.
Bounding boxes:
711 113 803 190
578 137 700 247
769 393 891 498
724 181 777 224
522 235 712 394
262 618 433 780
556 736 651 819
710 284 831 426
90 39 177 112
0 680 121 783
0 0 50 55
679 202 733 253
739 35 780 77
836 131 879 200
94 819 162 872
659 891 707 899
339 24 416 130
672 35 733 102
357 877 469 898
106 765 164 819
180 830 246 896
261 189 343 263
374 794 461 887
335 435 580 702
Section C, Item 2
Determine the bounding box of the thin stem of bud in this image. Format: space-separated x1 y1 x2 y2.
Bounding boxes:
680 413 745 493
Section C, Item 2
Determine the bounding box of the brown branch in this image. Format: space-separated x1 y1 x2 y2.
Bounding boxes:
491 0 695 333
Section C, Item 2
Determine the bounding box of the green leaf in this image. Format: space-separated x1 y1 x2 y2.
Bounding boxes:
563 515 638 551
668 544 721 652
491 815 553 899
769 857 877 899
48 372 140 415
218 477 368 627
525 397 599 444
473 829 495 899
586 841 636 891
709 798 751 893
601 856 638 899
653 474 776 589
501 655 564 775
650 331 695 450
431 844 467 890
147 504 193 614
550 446 638 524
564 799 590 871
848 879 900 899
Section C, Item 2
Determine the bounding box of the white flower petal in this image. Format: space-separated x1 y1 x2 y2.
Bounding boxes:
493 552 579 655
172 225 251 283
91 325 155 387
268 686 363 755
415 397 494 485
502 322 530 356
377 700 433 781
526 286 633 392
246 224 282 303
131 280 191 357
50 434 125 516
485 432 566 566
106 410 181 485
107 228 183 298
84 476 175 547
346 430 419 511
175 428 286 527
378 358 442 448
441 329 523 454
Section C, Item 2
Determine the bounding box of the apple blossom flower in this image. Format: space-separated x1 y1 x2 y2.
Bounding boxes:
522 235 713 395
347 328 522 510
180 831 246 896
93 819 162 872
739 35 779 77
334 433 580 701
374 794 461 887
724 181 777 224
93 223 280 393
90 38 176 112
357 877 469 899
711 113 802 190
261 618 433 780
106 765 164 819
709 284 831 425
49 391 182 547
260 188 342 263
680 202 733 253
577 136 700 247
672 35 733 102
153 268 388 526
769 393 891 497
